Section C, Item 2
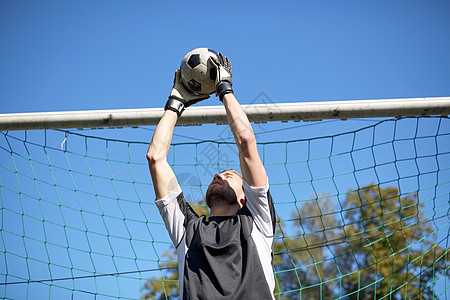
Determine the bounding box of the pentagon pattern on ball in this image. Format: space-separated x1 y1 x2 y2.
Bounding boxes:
187 54 201 69
180 48 218 95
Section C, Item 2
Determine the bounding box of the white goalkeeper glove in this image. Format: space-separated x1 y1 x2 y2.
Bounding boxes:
165 70 210 117
209 53 233 102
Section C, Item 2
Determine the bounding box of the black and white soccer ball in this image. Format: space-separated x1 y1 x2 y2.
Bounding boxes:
180 48 218 95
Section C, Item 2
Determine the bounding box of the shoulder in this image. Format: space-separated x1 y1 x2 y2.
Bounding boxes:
242 179 275 236
155 185 198 220
243 179 270 201
155 185 183 208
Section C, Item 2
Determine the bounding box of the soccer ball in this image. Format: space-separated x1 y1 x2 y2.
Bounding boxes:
180 48 218 95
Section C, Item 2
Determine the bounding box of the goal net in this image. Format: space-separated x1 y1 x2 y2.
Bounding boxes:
0 99 449 299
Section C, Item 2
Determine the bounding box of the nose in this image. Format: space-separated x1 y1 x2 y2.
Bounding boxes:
213 174 223 181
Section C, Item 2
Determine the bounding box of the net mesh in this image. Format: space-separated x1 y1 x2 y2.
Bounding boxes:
0 116 449 299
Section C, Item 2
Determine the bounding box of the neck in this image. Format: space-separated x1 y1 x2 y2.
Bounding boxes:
209 204 240 217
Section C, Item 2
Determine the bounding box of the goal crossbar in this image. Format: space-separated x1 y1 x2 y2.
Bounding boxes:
1 97 449 131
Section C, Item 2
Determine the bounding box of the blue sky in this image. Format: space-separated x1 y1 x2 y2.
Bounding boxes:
1 1 450 299
1 1 449 115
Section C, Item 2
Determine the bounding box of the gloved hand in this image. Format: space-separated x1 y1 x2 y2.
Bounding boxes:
165 69 210 117
209 53 233 102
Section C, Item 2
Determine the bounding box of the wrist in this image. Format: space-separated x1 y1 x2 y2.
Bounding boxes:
165 96 186 117
216 81 234 102
221 92 235 103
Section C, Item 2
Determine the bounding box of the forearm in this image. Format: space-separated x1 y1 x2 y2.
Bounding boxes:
147 110 179 199
148 110 177 160
223 93 267 187
222 93 255 149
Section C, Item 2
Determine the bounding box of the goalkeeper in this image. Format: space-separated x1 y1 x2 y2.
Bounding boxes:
147 53 276 299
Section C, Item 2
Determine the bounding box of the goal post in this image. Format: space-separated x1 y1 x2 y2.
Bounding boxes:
0 97 449 130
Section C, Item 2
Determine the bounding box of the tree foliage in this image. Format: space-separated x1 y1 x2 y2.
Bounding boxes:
336 184 448 299
141 185 449 299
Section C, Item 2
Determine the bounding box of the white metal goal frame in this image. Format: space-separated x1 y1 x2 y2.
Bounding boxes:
0 97 449 131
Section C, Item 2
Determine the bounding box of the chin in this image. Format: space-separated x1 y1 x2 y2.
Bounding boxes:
206 186 237 208
206 184 221 194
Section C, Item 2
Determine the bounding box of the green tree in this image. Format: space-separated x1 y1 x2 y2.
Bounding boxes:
271 185 448 299
141 247 179 300
274 194 342 300
336 184 449 299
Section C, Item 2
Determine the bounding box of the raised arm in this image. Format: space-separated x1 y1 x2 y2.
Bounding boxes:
210 54 267 187
147 70 209 199
223 93 267 187
147 109 179 199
